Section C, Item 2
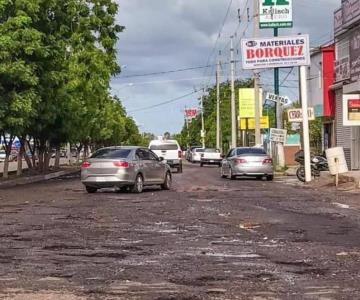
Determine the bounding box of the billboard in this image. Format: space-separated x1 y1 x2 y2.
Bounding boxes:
342 0 360 28
287 108 315 122
334 57 350 82
239 116 269 130
239 88 263 118
259 0 293 29
240 35 310 70
334 7 343 35
343 94 360 125
350 28 360 83
269 128 287 143
184 108 198 119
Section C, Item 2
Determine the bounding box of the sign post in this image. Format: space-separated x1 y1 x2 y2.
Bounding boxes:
299 65 312 183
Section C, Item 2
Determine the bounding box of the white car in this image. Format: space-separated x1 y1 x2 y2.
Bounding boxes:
191 148 204 163
200 148 222 167
149 139 183 173
0 150 6 162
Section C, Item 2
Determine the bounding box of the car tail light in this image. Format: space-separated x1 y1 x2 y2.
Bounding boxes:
235 158 247 164
113 161 129 168
81 161 91 168
178 150 182 158
263 158 273 164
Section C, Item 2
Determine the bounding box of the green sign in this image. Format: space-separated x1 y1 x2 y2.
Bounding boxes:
260 0 293 29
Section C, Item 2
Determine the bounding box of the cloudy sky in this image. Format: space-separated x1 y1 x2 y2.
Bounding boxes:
111 0 340 135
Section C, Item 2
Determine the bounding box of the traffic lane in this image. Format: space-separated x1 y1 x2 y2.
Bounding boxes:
0 165 359 299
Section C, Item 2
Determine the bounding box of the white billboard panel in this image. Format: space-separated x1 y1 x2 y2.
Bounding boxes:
241 35 310 70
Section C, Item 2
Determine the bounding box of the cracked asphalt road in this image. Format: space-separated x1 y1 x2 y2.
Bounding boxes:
0 163 359 299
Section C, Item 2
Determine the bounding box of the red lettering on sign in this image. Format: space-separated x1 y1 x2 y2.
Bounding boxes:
247 49 255 59
348 99 360 108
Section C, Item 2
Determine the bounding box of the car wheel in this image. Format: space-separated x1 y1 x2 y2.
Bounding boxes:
85 186 97 193
131 174 144 193
267 175 274 181
229 168 235 180
161 172 172 190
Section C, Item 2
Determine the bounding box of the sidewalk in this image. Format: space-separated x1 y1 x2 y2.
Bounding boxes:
0 167 80 189
284 165 360 189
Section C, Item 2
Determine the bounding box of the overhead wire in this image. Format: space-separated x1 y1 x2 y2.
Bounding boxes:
128 90 200 113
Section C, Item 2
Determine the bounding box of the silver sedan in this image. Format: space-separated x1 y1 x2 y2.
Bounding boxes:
81 146 172 193
220 147 273 180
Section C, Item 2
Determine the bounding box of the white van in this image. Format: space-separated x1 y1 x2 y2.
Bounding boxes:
149 139 183 173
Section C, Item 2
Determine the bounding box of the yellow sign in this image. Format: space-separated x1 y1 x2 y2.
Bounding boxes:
239 116 269 130
239 88 263 118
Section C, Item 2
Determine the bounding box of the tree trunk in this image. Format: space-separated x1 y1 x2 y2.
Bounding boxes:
38 149 44 172
76 144 83 164
44 151 51 172
17 147 23 176
21 138 33 169
55 145 61 169
3 155 10 179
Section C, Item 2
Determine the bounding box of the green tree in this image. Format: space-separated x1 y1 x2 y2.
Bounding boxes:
0 1 45 177
178 79 253 153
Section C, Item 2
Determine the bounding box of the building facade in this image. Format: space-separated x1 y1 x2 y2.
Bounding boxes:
308 45 336 152
332 0 360 170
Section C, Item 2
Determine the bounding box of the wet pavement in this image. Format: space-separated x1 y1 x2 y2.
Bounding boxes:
0 163 359 299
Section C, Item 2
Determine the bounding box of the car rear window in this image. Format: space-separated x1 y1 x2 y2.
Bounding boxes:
150 144 178 150
90 148 132 159
204 148 219 153
236 148 266 155
195 148 205 152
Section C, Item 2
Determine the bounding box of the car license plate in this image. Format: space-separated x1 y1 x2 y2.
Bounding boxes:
210 160 214 163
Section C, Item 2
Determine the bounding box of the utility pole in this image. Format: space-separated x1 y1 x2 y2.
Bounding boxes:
274 28 281 129
200 94 205 148
299 66 311 182
253 0 261 146
216 60 221 151
230 36 236 149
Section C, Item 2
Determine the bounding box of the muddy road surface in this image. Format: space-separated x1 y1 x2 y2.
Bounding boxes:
0 163 360 299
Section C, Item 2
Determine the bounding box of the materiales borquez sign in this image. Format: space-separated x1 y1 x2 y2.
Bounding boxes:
241 35 310 70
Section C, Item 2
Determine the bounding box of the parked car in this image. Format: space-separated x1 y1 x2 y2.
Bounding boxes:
81 146 172 194
220 147 273 180
186 146 202 161
190 148 204 163
200 148 222 167
0 150 6 162
149 139 183 173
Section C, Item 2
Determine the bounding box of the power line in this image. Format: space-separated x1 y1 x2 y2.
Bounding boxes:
114 64 217 79
128 90 200 113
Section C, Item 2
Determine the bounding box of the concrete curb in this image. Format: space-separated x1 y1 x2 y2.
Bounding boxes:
320 171 360 189
0 168 80 189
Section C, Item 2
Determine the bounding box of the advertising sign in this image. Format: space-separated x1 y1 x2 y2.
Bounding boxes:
259 0 293 29
334 7 343 35
350 28 360 83
269 128 287 143
241 35 310 70
334 57 350 82
343 94 360 125
342 0 360 28
184 108 198 119
239 88 263 118
265 92 289 105
239 116 269 130
287 108 315 122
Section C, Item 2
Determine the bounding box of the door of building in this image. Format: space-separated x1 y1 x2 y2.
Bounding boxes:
351 127 360 170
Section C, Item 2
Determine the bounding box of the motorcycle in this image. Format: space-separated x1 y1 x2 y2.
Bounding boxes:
294 150 329 182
